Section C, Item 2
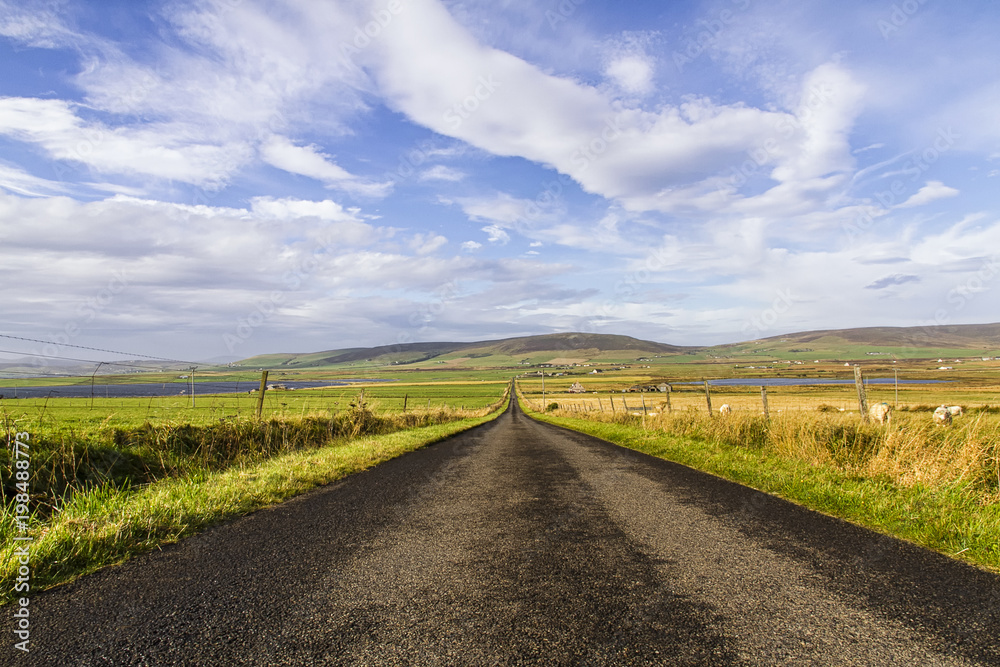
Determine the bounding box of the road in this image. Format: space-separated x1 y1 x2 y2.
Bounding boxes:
7 397 1000 665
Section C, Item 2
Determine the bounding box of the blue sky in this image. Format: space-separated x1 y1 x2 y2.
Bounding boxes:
1 0 998 362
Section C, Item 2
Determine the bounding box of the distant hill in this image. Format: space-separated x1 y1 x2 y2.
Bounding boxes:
239 332 688 369
238 323 1000 369
743 323 1000 349
715 323 1000 359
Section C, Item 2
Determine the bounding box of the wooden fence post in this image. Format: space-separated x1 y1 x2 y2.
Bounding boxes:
610 395 615 413
760 385 769 419
403 393 408 412
894 367 899 408
704 380 713 416
255 370 268 419
854 365 869 421
666 386 672 413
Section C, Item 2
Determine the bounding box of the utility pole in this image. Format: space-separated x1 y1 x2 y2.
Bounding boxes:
90 361 105 409
190 367 196 408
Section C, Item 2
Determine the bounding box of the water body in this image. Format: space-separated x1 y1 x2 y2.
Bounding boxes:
679 378 944 387
0 379 394 399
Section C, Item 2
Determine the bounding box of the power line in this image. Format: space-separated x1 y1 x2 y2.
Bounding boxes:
0 347 174 372
0 334 197 366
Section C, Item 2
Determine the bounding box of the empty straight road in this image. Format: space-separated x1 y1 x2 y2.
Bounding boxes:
8 397 1000 665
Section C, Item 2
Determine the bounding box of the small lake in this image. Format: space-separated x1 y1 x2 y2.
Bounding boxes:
0 379 394 399
679 378 944 387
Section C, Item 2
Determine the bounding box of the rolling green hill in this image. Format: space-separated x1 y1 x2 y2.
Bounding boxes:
237 324 1000 370
717 323 1000 361
238 333 689 369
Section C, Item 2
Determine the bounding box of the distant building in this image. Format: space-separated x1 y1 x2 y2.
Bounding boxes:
568 382 586 394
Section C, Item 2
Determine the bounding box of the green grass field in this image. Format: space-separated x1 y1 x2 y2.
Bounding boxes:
0 376 512 603
0 408 506 605
0 380 509 430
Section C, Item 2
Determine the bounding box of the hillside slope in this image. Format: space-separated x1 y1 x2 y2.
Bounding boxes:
749 323 1000 348
239 333 688 368
238 323 1000 369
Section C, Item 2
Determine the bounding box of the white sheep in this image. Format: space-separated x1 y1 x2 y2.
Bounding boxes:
719 404 732 415
933 405 952 425
868 402 892 424
947 405 963 417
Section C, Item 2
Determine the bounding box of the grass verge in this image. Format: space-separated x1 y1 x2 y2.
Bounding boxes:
521 400 1000 574
0 410 500 605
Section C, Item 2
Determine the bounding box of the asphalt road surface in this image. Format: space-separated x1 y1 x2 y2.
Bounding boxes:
7 397 1000 665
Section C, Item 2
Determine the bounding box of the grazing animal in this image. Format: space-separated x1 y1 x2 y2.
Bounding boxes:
933 405 952 425
868 402 892 424
947 405 963 417
719 404 732 415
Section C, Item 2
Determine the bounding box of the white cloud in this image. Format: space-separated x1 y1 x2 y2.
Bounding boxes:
0 162 68 197
410 233 448 254
458 192 534 225
362 1 868 218
419 165 466 182
0 189 577 356
604 55 654 96
0 1 376 192
482 224 510 245
259 135 391 197
0 97 251 187
853 143 885 154
461 240 482 251
0 0 80 48
259 136 355 183
897 181 959 208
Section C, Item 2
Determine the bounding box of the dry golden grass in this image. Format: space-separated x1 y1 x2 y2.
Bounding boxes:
537 397 1000 498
